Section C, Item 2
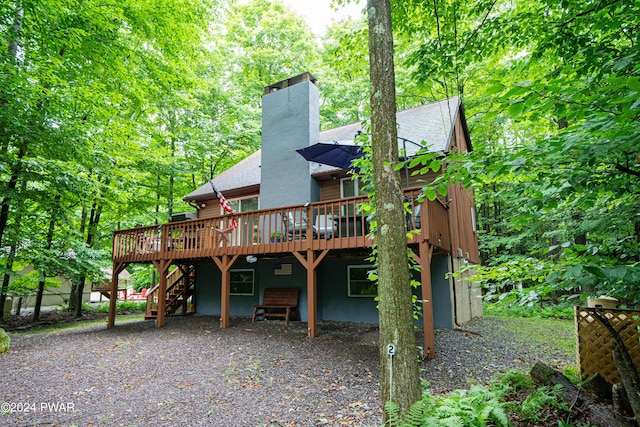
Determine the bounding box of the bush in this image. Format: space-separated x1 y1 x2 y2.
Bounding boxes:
0 327 10 353
86 301 146 313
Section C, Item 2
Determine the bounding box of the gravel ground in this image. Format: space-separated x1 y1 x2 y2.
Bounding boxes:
0 315 574 427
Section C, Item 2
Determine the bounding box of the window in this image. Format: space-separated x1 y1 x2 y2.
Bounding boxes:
471 206 477 234
340 178 361 198
224 196 259 214
230 269 254 295
347 265 376 297
341 178 365 216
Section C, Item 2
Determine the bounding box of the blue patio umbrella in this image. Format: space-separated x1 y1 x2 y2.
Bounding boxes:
295 142 364 170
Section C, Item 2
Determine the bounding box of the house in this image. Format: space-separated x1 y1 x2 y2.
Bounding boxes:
107 72 481 359
2 265 91 315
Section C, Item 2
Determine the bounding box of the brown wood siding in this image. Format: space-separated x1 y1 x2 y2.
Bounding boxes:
448 182 479 264
440 113 479 264
451 113 470 153
318 167 440 198
195 193 261 220
197 200 222 220
404 167 439 188
320 180 341 201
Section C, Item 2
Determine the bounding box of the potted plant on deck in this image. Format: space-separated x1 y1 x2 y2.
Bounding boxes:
270 230 283 243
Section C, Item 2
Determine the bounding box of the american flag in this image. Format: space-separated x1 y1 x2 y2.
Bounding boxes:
210 181 238 228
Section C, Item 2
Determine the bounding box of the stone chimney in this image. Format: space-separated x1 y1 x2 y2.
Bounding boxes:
260 72 320 209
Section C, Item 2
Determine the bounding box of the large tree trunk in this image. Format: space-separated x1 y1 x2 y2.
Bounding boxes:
367 0 421 420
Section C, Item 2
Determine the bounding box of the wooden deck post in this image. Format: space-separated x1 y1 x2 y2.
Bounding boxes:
212 254 239 329
151 259 173 328
107 262 126 328
412 242 435 359
293 249 328 338
306 251 317 338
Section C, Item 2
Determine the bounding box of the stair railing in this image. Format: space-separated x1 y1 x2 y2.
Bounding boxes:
145 265 195 318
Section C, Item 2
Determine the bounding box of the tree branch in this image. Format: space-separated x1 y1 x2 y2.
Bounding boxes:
556 0 623 29
614 163 640 178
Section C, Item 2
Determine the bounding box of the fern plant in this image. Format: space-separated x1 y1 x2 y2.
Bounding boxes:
384 385 509 427
517 384 569 422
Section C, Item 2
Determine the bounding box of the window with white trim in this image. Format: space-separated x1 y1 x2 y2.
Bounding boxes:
471 206 477 233
223 196 259 215
347 265 376 297
340 178 361 198
230 269 254 295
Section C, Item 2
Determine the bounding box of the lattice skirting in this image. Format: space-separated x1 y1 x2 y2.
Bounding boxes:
575 307 640 385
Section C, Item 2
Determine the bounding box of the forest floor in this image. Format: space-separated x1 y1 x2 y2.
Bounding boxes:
0 311 604 426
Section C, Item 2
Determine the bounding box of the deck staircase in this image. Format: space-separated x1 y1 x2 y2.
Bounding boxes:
145 265 195 320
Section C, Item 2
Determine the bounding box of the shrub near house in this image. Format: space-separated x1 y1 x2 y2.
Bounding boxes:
0 328 10 353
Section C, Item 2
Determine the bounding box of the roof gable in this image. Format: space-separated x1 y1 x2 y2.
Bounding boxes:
184 97 466 201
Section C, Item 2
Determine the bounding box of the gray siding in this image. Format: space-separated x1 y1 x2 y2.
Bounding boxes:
195 254 455 330
260 80 320 208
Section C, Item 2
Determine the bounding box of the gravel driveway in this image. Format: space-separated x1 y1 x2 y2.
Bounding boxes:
1 315 574 427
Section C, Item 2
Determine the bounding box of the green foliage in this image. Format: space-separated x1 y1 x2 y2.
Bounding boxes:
0 327 10 353
58 300 145 313
5 270 60 297
384 385 509 427
84 301 146 313
561 365 582 387
558 421 595 427
384 369 589 427
517 385 570 422
390 0 640 306
128 265 158 291
493 369 535 392
483 302 574 320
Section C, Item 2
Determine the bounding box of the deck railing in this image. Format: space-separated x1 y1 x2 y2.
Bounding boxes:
112 189 450 263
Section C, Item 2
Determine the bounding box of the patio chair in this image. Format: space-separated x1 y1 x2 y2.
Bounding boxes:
314 214 338 239
284 211 316 241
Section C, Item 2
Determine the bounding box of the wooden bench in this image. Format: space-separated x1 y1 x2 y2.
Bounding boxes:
252 288 300 325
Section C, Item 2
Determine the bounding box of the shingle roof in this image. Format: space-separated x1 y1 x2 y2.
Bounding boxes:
184 96 463 201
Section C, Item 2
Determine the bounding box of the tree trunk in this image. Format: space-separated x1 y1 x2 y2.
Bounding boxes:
367 0 421 420
33 272 46 321
69 206 88 313
0 140 27 248
530 362 634 427
74 276 86 318
611 333 640 421
0 3 25 247
591 309 640 421
33 194 59 321
0 245 16 319
72 198 103 317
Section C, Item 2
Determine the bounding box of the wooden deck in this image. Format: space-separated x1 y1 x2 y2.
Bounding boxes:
112 189 451 263
109 188 451 358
